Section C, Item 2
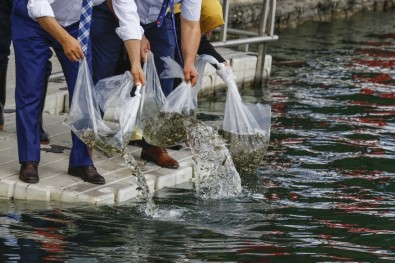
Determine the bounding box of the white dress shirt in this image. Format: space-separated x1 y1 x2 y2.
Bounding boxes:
27 0 143 41
136 0 201 25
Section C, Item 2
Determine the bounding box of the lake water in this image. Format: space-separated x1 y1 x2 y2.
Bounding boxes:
1 10 395 262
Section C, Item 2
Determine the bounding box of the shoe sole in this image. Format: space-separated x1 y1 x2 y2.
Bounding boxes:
68 170 106 185
19 177 39 184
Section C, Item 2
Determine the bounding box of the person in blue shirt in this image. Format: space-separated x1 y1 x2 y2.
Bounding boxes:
12 0 144 184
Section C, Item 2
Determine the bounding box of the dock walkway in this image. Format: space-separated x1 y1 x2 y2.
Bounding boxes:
0 113 194 204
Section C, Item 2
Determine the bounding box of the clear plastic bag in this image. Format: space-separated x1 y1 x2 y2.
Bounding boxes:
95 71 142 155
160 56 195 116
138 52 167 146
192 55 220 107
64 58 110 148
219 63 271 174
140 55 195 147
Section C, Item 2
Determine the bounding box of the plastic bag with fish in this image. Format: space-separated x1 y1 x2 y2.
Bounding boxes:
95 71 143 156
139 54 196 147
64 58 111 149
218 63 271 174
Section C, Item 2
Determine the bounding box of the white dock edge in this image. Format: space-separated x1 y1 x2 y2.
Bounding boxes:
0 114 194 205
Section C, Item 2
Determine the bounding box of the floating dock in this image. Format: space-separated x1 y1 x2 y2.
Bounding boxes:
0 47 271 204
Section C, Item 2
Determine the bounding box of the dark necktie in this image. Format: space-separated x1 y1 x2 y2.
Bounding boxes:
156 0 173 27
156 0 183 65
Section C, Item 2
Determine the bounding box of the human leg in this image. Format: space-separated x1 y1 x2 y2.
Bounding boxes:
91 2 124 84
0 70 6 130
51 23 94 168
0 0 49 139
141 18 179 169
0 0 13 130
51 22 104 184
144 17 177 97
39 55 53 144
12 0 51 182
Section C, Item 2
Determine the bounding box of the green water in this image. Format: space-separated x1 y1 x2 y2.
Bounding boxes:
1 10 395 262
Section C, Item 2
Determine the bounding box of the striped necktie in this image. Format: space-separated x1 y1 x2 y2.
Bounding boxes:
78 0 94 57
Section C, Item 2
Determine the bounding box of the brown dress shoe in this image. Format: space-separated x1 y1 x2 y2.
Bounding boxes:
141 146 179 169
68 165 105 185
19 162 39 184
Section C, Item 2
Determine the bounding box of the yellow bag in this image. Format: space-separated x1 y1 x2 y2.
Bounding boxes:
200 0 224 33
175 0 224 33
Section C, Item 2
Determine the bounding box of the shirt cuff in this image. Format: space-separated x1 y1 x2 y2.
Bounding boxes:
115 26 144 41
27 0 55 20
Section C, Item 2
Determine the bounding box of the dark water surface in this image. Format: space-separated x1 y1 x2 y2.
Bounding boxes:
1 11 395 262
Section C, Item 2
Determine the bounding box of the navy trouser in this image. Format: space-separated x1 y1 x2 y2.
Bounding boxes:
12 0 93 167
143 16 176 97
0 0 52 72
91 2 124 85
0 0 52 108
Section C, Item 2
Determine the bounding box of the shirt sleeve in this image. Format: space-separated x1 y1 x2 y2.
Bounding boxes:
112 0 144 41
27 0 55 20
180 0 202 22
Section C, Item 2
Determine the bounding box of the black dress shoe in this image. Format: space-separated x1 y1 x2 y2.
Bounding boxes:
19 162 39 183
40 129 50 145
68 165 105 185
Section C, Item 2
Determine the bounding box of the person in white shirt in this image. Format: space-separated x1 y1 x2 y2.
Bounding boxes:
11 0 144 184
92 0 202 169
136 0 201 94
139 0 202 169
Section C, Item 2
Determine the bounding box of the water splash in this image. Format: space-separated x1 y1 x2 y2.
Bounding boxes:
186 118 242 198
78 130 157 217
122 151 157 216
141 111 243 199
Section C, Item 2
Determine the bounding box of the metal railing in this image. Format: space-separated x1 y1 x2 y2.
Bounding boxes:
212 0 278 84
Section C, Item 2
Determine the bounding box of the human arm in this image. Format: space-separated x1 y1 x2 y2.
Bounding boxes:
108 0 145 85
124 39 145 86
198 35 226 67
36 17 84 62
140 35 151 62
180 16 200 86
179 0 202 86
